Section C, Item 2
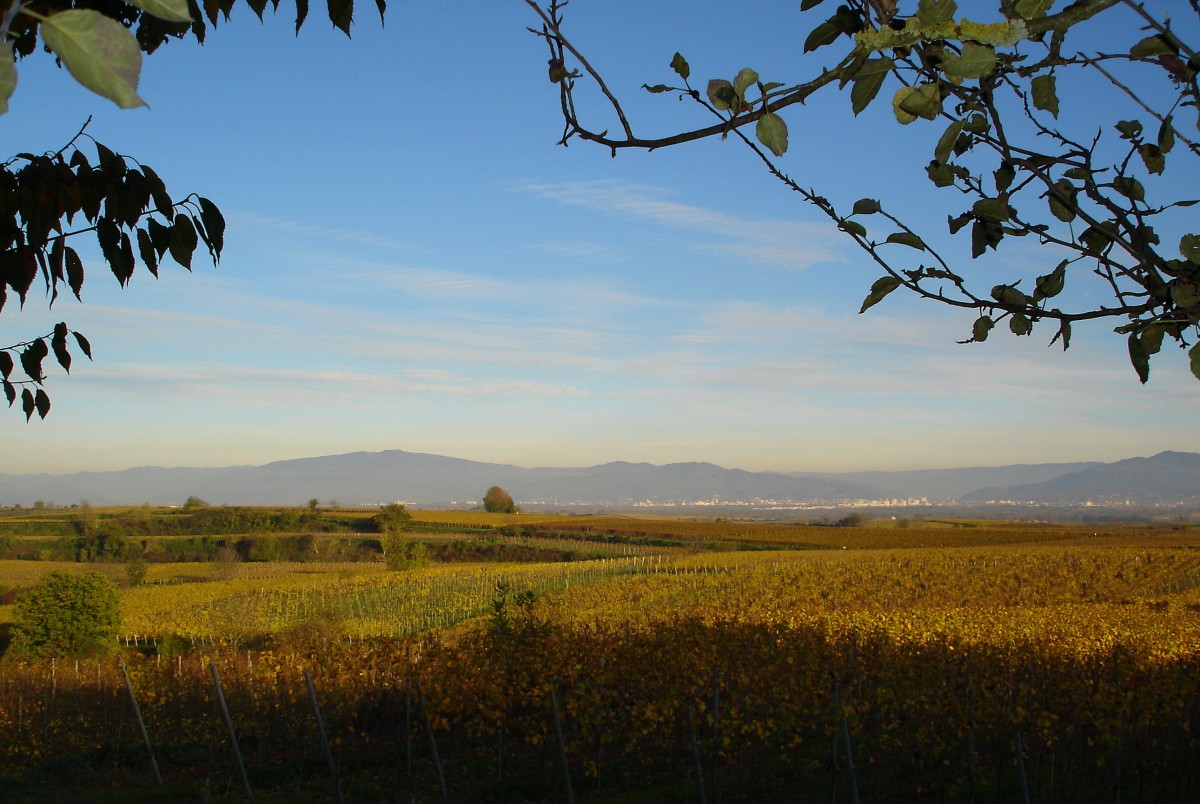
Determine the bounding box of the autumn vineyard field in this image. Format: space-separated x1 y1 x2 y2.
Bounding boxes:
0 507 1199 802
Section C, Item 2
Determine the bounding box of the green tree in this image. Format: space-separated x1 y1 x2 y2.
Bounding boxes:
183 495 209 509
375 503 412 534
11 570 121 657
527 0 1200 383
483 486 518 514
307 498 320 509
1 0 384 418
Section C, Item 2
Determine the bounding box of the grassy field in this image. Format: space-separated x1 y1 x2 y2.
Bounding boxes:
0 508 1199 801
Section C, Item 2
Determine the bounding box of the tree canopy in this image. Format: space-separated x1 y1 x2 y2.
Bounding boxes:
526 0 1200 384
483 485 518 514
11 570 121 657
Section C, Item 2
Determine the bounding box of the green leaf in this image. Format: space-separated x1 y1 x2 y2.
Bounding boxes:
125 0 193 22
859 276 901 313
1190 342 1200 382
1034 260 1067 300
1128 332 1150 384
1138 144 1165 175
990 284 1030 306
1171 280 1200 309
670 52 690 81
1158 116 1176 154
850 69 887 116
971 315 993 342
0 44 15 116
940 43 996 80
39 11 146 109
994 161 1015 193
1181 234 1200 263
1130 34 1174 59
852 198 881 215
927 161 956 187
840 219 867 237
916 0 956 26
1139 324 1165 356
1014 0 1052 19
1115 120 1143 140
1113 175 1146 202
756 111 788 156
885 232 926 250
800 0 825 9
1009 313 1031 336
934 119 964 165
643 84 671 94
707 79 734 111
1031 74 1058 118
1047 180 1078 222
894 83 941 123
732 68 759 100
804 17 844 53
972 196 1010 221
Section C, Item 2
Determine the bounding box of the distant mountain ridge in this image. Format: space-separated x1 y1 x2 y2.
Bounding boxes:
0 449 1193 508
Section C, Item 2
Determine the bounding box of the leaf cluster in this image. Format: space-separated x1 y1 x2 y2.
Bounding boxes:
10 569 121 658
529 0 1200 383
1 127 224 417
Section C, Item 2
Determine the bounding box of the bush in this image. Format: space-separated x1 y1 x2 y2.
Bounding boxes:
10 571 121 658
383 535 429 571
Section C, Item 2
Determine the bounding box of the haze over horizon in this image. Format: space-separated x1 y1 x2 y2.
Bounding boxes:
3 2 1197 476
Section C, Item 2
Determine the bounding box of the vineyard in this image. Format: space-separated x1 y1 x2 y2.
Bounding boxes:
0 511 1199 800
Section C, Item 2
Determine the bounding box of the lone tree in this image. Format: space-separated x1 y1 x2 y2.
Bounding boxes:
1 0 384 419
11 570 121 657
375 502 412 534
483 486 518 514
526 0 1200 383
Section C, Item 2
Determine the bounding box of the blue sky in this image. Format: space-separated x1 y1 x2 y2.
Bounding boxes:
2 0 1197 475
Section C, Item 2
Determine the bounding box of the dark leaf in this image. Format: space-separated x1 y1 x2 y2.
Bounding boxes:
800 0 824 9
73 331 93 360
852 198 880 215
137 228 159 277
971 315 993 342
839 219 867 237
1181 234 1200 264
20 338 48 383
885 232 926 250
148 217 172 258
643 84 672 93
328 0 353 36
971 219 1004 257
34 388 50 419
927 161 956 188
66 247 84 300
670 52 690 81
169 215 199 269
21 388 34 421
804 18 843 53
1190 343 1200 382
1115 120 1143 140
295 0 309 33
1130 34 1174 59
994 162 1015 193
850 69 887 116
1031 74 1058 117
373 0 384 25
1050 320 1071 351
3 379 14 406
141 164 173 213
198 197 225 258
1158 116 1176 155
247 0 268 18
1034 260 1067 300
1138 144 1165 175
1009 313 1031 336
52 322 71 373
859 275 901 313
0 351 12 378
934 120 964 165
1128 332 1150 383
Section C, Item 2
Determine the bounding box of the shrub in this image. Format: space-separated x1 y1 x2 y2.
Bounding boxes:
383 535 429 571
10 571 121 658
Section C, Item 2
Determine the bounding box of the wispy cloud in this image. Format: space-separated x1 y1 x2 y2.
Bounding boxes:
514 180 843 270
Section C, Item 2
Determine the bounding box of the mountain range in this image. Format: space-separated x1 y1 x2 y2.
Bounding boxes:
1 450 1197 509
